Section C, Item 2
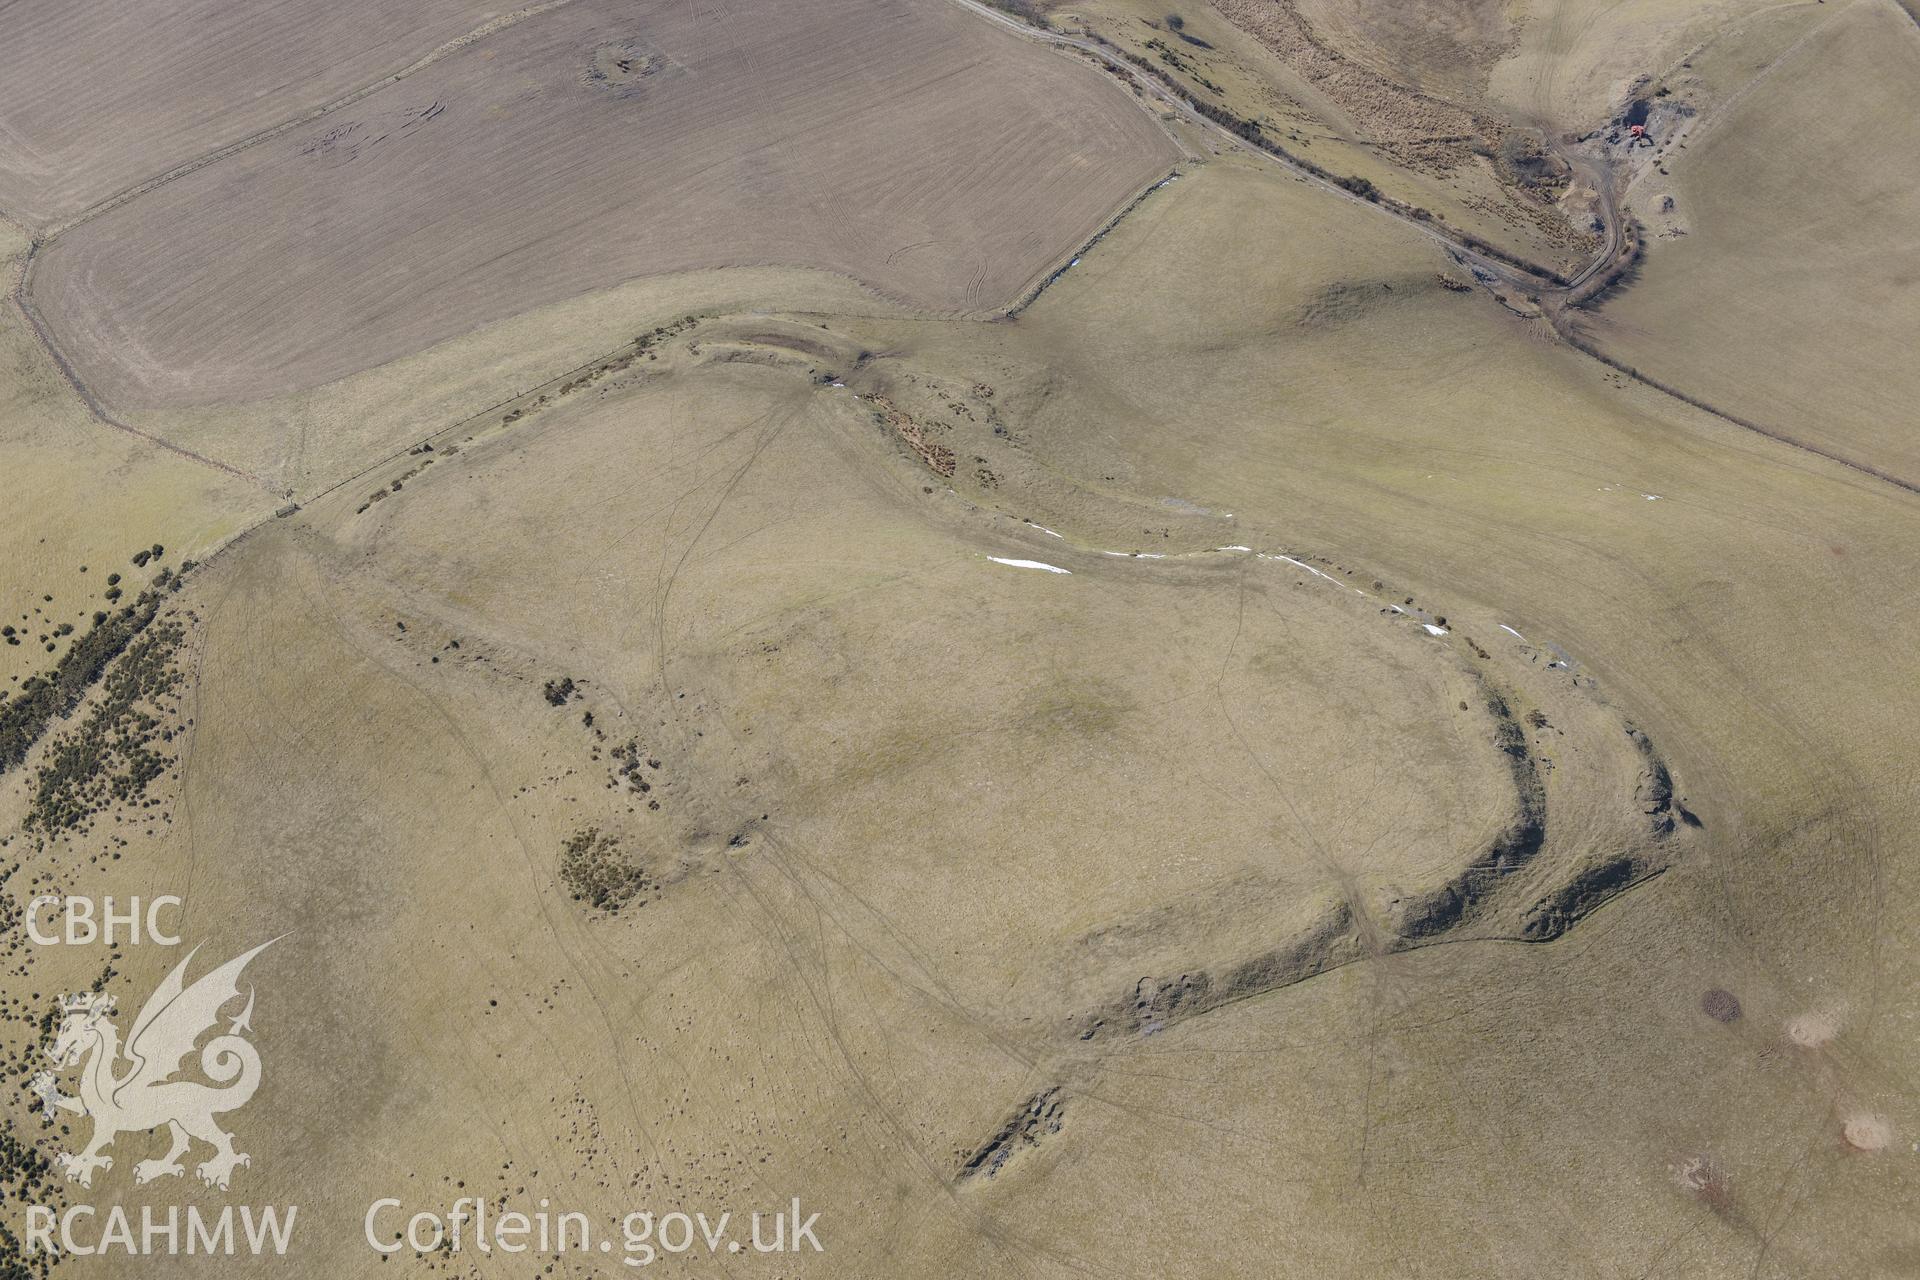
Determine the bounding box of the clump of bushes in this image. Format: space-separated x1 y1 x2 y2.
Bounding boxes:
0 584 173 775
25 617 185 834
609 738 659 794
559 828 651 912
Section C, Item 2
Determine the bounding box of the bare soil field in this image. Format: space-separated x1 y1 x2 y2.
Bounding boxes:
29 0 1178 412
0 0 508 227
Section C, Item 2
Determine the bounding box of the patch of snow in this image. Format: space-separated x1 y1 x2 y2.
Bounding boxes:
1498 624 1525 640
1216 545 1252 553
1423 624 1449 636
1264 554 1342 585
987 557 1070 575
1024 522 1065 538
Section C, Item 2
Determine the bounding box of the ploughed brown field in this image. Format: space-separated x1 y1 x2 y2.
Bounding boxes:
28 0 1178 410
0 0 508 227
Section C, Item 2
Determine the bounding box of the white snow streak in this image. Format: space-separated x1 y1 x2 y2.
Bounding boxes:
987 557 1070 575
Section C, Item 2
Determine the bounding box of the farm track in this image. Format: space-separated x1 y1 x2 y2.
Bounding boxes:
1556 151 1623 295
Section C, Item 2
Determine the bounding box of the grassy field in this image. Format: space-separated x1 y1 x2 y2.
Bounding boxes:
0 302 1710 1274
804 155 1920 1273
1586 0 1920 485
1489 0 1795 125
1154 162 1907 1266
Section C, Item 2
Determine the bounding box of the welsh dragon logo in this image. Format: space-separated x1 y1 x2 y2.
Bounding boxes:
30 940 277 1191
